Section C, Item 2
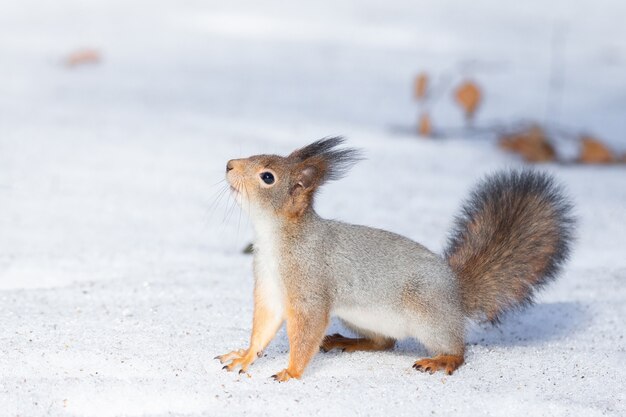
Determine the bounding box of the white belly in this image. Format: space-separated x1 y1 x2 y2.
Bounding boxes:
332 306 411 339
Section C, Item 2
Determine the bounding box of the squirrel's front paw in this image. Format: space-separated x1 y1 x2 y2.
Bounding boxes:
215 348 246 364
215 349 259 373
271 368 298 382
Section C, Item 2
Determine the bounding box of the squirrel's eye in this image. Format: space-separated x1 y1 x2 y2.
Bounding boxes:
260 172 275 185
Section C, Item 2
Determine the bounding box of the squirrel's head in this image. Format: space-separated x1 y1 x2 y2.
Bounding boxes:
225 137 362 220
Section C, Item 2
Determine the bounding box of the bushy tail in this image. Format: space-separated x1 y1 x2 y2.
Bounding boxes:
444 170 575 322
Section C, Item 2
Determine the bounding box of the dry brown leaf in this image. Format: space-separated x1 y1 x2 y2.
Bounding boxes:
454 81 482 120
499 125 556 162
418 112 432 137
578 136 615 164
65 49 101 67
414 73 428 100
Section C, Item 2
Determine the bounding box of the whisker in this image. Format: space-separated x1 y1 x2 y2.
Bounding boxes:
209 178 226 188
244 181 251 231
222 183 234 223
236 182 243 239
199 182 231 232
206 184 230 221
208 184 228 207
225 179 241 224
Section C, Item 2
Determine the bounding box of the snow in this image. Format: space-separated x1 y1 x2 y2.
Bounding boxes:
1 0 625 416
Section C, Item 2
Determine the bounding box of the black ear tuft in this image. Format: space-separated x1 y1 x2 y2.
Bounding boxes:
290 137 347 160
289 137 363 183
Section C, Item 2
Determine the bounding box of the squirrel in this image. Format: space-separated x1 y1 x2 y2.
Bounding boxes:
216 137 574 382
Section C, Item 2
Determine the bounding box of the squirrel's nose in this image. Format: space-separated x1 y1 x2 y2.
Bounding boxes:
226 160 234 173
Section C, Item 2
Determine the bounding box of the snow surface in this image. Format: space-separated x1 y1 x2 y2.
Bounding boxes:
1 0 625 416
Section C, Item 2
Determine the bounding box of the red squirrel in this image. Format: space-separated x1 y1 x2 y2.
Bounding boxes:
216 138 575 381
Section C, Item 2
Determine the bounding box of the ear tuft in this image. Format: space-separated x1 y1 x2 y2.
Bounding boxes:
289 137 363 184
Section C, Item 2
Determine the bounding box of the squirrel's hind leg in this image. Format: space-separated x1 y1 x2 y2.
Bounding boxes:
403 279 466 375
411 324 465 375
320 333 395 353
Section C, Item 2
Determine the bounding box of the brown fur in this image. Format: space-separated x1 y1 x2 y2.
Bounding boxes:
272 302 330 382
320 334 395 353
445 170 574 322
400 281 431 316
225 138 361 222
413 354 465 375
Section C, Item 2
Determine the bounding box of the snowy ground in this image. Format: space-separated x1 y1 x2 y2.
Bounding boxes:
1 1 625 416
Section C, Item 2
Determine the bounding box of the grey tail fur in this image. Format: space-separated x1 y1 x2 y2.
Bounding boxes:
444 170 575 323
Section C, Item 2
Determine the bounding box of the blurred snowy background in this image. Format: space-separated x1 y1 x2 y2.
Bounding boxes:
1 1 625 416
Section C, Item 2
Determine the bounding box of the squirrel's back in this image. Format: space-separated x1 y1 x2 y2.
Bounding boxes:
320 218 456 293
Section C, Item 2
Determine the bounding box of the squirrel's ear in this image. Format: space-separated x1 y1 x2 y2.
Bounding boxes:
291 161 326 197
297 166 318 189
289 137 363 186
287 162 327 217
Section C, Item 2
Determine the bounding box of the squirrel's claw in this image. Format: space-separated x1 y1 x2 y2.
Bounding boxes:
412 362 435 374
413 355 464 376
271 369 295 382
215 348 247 364
217 348 259 374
